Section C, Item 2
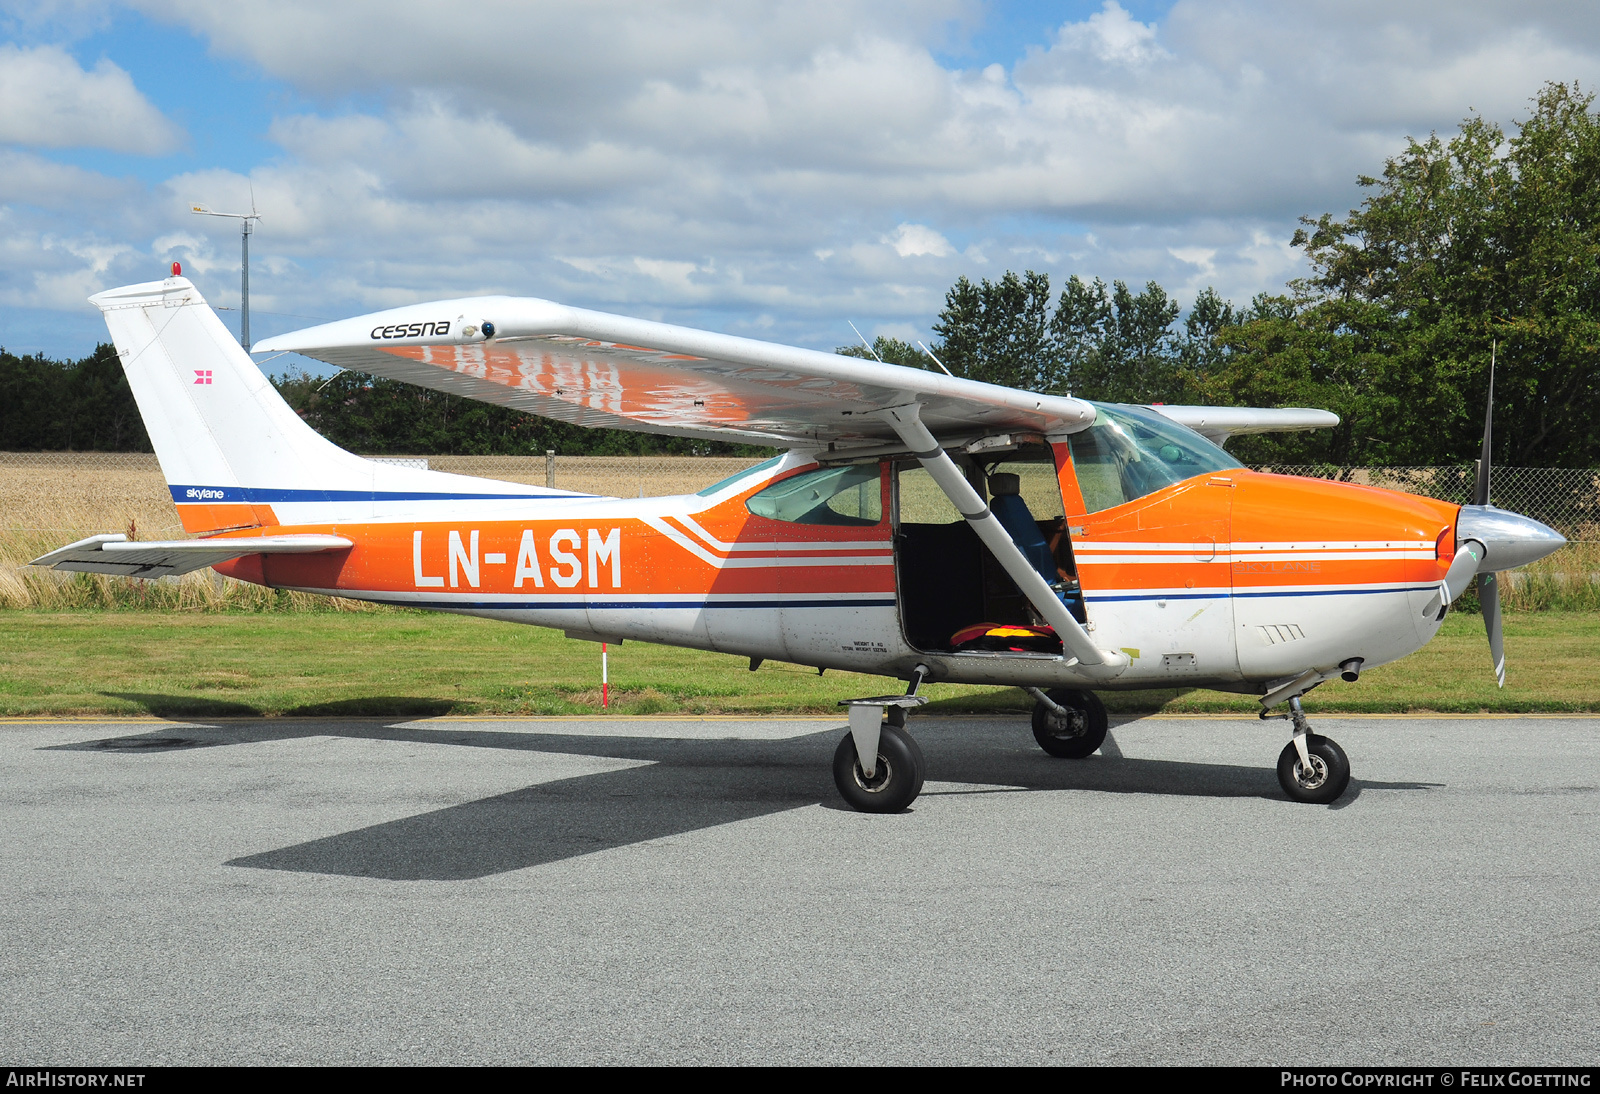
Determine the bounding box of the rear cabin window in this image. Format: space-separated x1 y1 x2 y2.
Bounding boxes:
696 455 785 497
980 451 1066 519
745 464 883 526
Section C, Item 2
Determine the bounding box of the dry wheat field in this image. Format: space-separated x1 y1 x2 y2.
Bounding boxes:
0 453 763 610
1 452 1594 612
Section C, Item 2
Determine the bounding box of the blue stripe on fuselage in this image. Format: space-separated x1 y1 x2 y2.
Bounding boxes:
1084 585 1435 603
170 485 584 504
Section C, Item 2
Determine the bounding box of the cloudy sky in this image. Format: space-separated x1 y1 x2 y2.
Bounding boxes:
3 1 1599 367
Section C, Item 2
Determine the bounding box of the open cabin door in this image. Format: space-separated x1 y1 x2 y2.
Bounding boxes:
894 439 1085 655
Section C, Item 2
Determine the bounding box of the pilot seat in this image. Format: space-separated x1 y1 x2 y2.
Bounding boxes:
947 472 1085 653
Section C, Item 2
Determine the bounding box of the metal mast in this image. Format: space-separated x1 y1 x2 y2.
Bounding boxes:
190 199 262 351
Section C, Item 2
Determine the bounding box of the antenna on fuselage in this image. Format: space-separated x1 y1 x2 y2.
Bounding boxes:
917 340 955 377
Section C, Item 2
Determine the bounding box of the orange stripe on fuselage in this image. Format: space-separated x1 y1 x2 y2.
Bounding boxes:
202 466 1458 606
176 503 279 534
1069 470 1456 596
206 467 896 599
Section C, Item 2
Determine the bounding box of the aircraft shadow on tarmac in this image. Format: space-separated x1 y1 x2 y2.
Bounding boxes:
49 716 1442 881
100 691 463 719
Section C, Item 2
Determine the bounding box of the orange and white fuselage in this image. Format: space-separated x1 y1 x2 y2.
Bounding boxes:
38 273 1567 809
195 447 1459 691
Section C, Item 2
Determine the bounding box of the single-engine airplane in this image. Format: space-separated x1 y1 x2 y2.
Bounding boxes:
34 271 1567 810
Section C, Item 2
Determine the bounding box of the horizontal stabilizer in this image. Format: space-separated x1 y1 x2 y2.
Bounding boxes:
1152 405 1339 443
31 533 353 579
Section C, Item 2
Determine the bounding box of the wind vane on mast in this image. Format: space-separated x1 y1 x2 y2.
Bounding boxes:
190 194 262 351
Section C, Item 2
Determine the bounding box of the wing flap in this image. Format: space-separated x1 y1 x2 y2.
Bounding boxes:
254 296 1097 448
31 533 354 579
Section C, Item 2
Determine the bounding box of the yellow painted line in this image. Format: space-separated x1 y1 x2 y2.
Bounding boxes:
0 717 175 724
1121 712 1600 721
2 712 1596 726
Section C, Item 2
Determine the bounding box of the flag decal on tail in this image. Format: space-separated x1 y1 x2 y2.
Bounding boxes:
194 370 213 384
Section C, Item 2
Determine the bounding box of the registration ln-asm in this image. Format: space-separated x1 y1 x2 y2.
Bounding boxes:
35 269 1566 811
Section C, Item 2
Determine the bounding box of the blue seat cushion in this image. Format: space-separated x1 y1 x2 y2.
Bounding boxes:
990 494 1058 583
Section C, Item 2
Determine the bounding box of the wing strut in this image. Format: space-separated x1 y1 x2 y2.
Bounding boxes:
877 404 1128 677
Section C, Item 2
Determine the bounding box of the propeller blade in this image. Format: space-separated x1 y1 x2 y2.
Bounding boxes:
1422 541 1485 619
1480 571 1505 688
1473 342 1494 507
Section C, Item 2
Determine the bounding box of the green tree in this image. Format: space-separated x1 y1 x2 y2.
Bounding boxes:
0 343 150 451
835 336 932 369
930 270 1060 389
1206 80 1600 467
1051 276 1184 402
915 269 1214 404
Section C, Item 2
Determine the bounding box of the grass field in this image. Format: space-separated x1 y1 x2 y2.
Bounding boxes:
1 610 1594 718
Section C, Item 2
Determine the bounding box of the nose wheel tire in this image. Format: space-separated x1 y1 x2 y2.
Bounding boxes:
833 722 926 813
1276 734 1351 804
1031 688 1109 758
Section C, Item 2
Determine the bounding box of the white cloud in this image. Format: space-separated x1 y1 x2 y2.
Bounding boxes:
0 43 181 153
887 223 955 257
0 149 131 206
1056 2 1167 66
11 1 1600 360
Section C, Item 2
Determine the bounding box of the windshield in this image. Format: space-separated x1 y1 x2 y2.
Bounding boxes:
1067 402 1243 513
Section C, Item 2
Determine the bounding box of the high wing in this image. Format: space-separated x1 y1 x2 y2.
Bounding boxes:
255 295 1340 450
1152 405 1340 444
32 533 353 579
254 296 1097 449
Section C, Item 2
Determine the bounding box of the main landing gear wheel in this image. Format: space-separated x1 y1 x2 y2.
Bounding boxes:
1031 688 1108 758
833 722 926 813
1276 734 1351 804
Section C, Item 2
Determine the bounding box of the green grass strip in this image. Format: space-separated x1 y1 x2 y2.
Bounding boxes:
1 610 1595 718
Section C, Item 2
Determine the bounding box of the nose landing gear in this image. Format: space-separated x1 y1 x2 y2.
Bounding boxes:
1265 695 1351 804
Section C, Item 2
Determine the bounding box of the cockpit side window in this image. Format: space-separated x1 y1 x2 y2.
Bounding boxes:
746 463 884 526
1066 402 1243 513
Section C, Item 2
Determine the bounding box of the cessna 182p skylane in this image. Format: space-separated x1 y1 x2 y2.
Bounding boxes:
35 272 1566 811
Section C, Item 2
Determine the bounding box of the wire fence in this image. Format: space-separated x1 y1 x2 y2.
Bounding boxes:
2 451 1594 537
1255 464 1600 542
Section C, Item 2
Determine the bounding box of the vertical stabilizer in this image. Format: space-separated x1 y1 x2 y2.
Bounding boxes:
90 276 559 533
93 276 378 488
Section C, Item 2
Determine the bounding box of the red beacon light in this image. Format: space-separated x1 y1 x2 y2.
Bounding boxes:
170 261 182 277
